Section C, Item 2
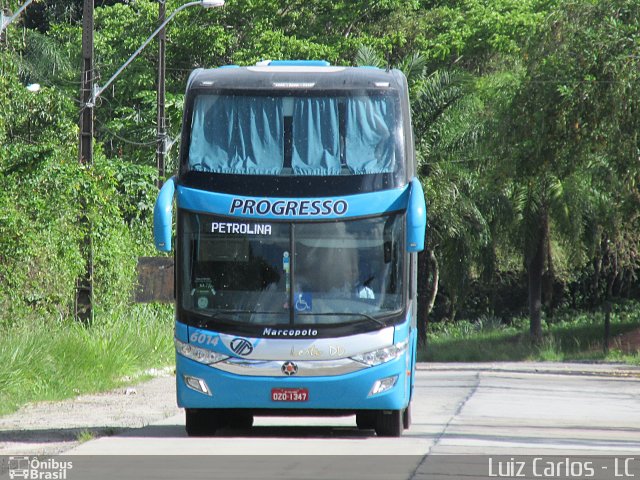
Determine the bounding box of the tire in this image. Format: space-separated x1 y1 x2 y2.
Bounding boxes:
375 409 403 437
230 412 254 430
355 411 377 430
402 403 412 430
185 408 220 437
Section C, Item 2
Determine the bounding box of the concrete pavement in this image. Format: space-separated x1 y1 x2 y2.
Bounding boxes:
66 362 640 456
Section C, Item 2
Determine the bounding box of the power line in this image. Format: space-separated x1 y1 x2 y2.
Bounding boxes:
94 118 157 147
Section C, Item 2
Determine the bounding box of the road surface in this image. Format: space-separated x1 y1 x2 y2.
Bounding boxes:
2 363 639 479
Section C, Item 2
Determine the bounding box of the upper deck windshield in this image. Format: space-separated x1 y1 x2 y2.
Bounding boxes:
187 91 403 177
179 212 404 326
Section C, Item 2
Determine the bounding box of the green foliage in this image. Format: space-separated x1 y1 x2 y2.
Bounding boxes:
0 57 157 324
416 0 550 67
0 47 164 415
424 301 640 364
491 0 640 310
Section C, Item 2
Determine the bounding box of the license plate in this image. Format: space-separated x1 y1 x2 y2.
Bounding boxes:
271 388 309 402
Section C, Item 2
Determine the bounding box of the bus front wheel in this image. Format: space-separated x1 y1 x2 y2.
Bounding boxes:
374 409 403 437
356 411 377 430
403 402 412 429
185 408 220 437
229 411 254 429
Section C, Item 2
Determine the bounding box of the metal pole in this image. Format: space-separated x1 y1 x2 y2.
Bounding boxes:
79 0 94 165
87 0 224 107
603 302 611 354
76 0 94 323
156 0 167 189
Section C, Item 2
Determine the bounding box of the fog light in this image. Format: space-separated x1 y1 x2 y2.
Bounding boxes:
184 375 211 396
369 375 398 396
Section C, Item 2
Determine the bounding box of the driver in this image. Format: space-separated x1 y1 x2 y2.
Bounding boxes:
296 244 374 300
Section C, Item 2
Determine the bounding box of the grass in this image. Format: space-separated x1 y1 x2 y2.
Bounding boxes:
421 301 640 365
76 429 96 443
0 304 174 416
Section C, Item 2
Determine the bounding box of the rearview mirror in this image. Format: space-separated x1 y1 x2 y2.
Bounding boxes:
406 177 426 252
153 176 176 252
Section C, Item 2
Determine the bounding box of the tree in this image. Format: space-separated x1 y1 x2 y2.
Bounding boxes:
491 0 640 340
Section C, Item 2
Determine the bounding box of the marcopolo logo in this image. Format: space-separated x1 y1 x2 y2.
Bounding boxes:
229 198 348 217
230 337 254 356
8 457 73 480
263 328 318 338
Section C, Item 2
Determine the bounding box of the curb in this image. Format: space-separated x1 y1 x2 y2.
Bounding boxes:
416 362 640 379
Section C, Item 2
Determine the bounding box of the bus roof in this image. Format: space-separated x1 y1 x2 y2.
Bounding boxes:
186 63 408 92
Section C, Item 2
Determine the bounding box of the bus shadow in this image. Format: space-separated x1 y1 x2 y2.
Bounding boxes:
119 424 375 439
0 422 375 449
220 425 373 439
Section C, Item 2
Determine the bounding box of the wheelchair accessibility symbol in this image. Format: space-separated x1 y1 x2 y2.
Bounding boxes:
295 293 312 312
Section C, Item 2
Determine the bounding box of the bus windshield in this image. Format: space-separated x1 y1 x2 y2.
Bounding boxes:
187 92 402 176
179 212 404 325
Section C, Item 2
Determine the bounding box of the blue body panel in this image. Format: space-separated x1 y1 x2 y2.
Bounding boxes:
177 184 409 220
177 356 409 411
175 321 189 343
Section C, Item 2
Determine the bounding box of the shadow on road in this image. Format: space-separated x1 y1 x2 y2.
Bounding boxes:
119 424 375 439
0 424 375 446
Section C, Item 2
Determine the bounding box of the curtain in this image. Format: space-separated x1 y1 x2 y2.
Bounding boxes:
292 97 341 175
345 96 396 174
188 95 283 174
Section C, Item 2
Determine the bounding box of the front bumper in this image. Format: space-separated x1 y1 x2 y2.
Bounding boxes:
176 353 410 412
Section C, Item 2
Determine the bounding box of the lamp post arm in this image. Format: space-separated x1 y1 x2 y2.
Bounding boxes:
91 0 200 104
1 0 35 33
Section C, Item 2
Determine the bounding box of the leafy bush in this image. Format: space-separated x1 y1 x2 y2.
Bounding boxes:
0 58 158 326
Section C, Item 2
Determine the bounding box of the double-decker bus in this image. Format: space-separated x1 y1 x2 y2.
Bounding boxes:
154 60 426 437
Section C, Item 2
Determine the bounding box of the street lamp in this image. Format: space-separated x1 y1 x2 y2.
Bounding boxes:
0 0 35 34
88 0 225 106
156 0 227 188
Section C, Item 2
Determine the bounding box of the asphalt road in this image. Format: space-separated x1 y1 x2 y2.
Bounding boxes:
3 363 639 480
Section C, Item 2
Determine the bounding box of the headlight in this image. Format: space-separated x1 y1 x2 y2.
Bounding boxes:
350 340 408 367
175 338 229 365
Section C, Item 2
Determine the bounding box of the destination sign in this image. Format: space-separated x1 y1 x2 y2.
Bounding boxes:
229 198 348 217
211 222 272 235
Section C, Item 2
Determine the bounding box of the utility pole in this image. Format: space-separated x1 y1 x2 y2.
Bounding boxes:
156 0 167 189
76 0 94 322
79 0 94 166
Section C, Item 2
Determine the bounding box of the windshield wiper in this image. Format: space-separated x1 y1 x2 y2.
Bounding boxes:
301 312 386 327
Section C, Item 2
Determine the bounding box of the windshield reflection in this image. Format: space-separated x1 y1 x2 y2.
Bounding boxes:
179 213 403 326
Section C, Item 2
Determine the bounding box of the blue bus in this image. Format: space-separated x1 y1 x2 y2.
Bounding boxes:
154 60 426 437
